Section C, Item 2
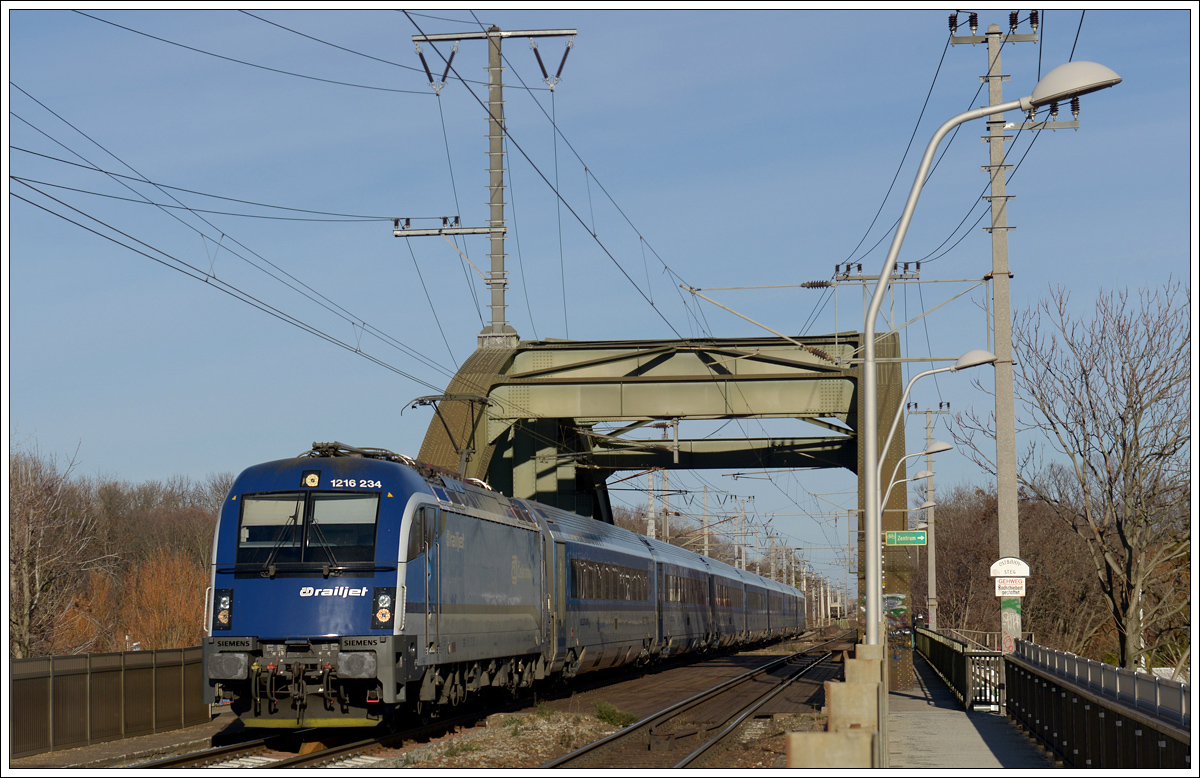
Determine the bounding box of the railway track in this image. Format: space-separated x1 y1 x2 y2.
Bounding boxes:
543 634 849 769
137 710 487 769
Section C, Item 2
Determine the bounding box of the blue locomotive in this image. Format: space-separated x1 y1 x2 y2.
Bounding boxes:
203 443 806 727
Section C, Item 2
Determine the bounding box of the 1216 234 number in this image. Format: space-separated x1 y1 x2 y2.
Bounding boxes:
330 479 381 489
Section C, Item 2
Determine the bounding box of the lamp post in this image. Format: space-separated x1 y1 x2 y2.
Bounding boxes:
876 351 995 488
881 443 951 510
882 469 934 516
861 61 1123 646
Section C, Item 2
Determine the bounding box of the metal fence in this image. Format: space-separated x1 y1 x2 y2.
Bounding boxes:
1012 639 1190 730
943 628 1033 652
914 627 1004 710
9 645 209 759
1007 646 1190 768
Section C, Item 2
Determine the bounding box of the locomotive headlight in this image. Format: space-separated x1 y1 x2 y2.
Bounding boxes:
212 588 234 632
371 587 397 630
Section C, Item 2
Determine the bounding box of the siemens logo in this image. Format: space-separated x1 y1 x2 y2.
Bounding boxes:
299 587 369 598
214 638 253 649
342 638 382 647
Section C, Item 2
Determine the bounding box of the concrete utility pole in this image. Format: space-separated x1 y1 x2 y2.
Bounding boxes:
409 27 576 349
953 18 1038 653
661 469 669 543
647 469 657 539
915 403 951 630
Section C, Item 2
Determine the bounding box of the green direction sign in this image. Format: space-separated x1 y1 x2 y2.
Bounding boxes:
885 530 927 546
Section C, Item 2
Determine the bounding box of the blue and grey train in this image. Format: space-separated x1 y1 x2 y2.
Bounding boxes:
203 443 806 727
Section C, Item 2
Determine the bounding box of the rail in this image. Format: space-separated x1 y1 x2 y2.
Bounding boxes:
9 645 208 759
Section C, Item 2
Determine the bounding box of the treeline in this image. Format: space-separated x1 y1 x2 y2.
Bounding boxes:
910 483 1189 671
9 442 232 658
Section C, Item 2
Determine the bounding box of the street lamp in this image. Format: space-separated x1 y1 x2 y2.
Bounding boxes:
882 469 934 514
877 351 996 483
860 61 1122 646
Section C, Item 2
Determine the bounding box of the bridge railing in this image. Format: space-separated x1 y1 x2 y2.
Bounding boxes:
914 627 1004 710
1007 640 1190 768
915 630 1190 768
1012 639 1190 729
9 646 209 760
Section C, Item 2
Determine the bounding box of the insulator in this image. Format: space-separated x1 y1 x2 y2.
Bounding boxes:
801 280 831 289
1009 11 1018 33
1030 10 1039 32
915 261 921 273
856 264 862 273
949 12 958 35
969 12 978 34
393 218 399 228
1071 96 1080 121
1050 101 1059 121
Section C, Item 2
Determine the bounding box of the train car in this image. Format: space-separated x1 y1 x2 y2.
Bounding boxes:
529 502 657 676
705 556 749 648
203 443 806 728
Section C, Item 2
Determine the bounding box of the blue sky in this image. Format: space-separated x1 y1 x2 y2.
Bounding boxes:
5 8 1196 587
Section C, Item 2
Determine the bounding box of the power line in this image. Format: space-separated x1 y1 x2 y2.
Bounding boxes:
76 11 434 95
403 12 685 340
11 145 427 221
12 85 458 381
8 176 390 223
13 183 447 393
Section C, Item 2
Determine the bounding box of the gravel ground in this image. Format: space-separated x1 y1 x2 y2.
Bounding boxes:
372 705 622 769
367 640 836 771
369 705 828 770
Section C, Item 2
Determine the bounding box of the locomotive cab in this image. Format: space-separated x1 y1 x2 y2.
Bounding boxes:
203 454 424 727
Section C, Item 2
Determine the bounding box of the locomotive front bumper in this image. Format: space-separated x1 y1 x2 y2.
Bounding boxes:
204 635 418 705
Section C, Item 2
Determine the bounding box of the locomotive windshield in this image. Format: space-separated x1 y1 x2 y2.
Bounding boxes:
236 491 380 573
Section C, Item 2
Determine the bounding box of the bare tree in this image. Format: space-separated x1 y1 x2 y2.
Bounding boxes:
957 281 1190 669
9 443 118 658
915 483 1111 658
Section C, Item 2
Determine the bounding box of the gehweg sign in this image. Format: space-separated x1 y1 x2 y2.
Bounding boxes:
990 557 1030 599
995 577 1026 597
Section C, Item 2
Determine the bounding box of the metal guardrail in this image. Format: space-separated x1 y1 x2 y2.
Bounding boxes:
916 630 1190 768
944 628 1034 652
9 646 209 759
1013 639 1190 729
1007 647 1190 768
914 627 1003 710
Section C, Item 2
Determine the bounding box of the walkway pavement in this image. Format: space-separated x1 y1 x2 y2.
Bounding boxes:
887 651 1059 769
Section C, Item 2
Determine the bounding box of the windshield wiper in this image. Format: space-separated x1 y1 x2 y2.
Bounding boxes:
262 497 303 577
306 515 340 575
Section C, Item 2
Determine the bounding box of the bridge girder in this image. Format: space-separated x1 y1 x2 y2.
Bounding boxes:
415 334 897 522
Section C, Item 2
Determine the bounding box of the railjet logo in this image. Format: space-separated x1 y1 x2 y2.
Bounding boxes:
299 586 369 598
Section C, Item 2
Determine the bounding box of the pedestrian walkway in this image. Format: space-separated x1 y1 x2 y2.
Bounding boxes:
888 651 1059 769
